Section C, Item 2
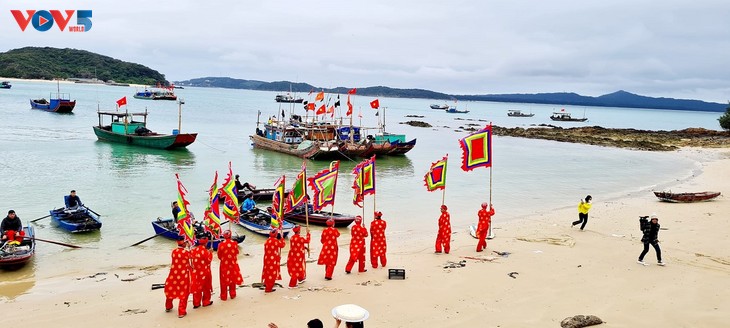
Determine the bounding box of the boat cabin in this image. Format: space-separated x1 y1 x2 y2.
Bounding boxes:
551 112 573 119
262 123 303 144
97 111 150 135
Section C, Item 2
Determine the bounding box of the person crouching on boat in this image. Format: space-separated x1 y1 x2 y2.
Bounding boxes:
1 210 25 245
370 211 387 268
217 230 243 301
191 236 214 308
476 203 495 252
287 225 310 288
435 205 451 254
318 218 340 280
262 229 286 293
165 240 192 318
64 190 84 211
345 216 369 274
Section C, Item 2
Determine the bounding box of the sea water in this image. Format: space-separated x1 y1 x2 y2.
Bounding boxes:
0 80 719 291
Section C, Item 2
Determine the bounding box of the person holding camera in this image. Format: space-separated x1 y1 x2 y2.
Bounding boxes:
638 213 665 266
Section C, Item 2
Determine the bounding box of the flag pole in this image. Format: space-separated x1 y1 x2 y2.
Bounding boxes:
488 122 494 238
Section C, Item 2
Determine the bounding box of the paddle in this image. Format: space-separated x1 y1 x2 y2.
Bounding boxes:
127 220 231 248
30 214 52 223
25 237 82 249
85 207 101 217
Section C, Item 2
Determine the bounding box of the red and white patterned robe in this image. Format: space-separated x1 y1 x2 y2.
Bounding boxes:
262 235 286 292
435 211 451 253
217 238 242 300
476 206 495 252
370 218 387 268
287 232 310 287
317 227 340 279
345 223 369 273
191 244 213 306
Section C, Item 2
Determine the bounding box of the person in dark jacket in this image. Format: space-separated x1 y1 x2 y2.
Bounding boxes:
637 213 665 266
1 210 25 244
64 190 84 210
171 201 181 219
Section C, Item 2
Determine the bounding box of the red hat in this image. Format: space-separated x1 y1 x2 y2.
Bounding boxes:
441 205 448 211
176 239 186 247
481 202 488 208
374 211 382 218
293 225 301 233
223 230 232 239
355 216 362 224
326 218 335 227
269 229 279 237
198 237 209 246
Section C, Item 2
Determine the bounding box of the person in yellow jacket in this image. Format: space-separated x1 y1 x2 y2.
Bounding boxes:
571 195 592 230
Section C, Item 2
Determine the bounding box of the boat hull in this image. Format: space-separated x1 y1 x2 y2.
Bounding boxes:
93 126 197 149
151 218 245 250
237 210 293 237
0 226 35 267
250 134 331 159
653 191 721 203
550 117 588 122
49 208 102 233
30 99 76 113
284 207 355 228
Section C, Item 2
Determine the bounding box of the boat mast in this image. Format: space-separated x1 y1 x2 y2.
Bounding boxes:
177 98 185 132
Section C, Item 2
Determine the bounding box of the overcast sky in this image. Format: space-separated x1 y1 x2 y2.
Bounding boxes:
2 0 729 102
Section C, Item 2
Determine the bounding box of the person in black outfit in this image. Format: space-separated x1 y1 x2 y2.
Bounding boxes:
1 210 24 244
171 201 181 219
638 213 665 266
64 190 84 210
234 175 244 193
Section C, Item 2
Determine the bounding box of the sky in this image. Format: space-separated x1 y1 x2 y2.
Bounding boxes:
2 0 729 103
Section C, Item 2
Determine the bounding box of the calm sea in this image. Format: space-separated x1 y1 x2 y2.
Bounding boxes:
0 80 721 294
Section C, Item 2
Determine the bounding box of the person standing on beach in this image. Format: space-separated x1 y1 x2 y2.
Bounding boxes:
345 216 369 274
476 203 495 252
262 229 286 293
164 240 191 318
638 214 665 266
572 195 592 230
435 205 451 254
287 225 310 288
318 218 340 280
217 230 243 300
1 210 24 244
370 211 387 268
191 236 213 308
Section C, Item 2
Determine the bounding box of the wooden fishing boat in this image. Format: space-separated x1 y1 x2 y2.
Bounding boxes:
237 209 294 237
150 218 245 250
219 187 288 203
653 191 721 203
49 207 102 233
507 110 535 117
93 109 197 150
0 226 35 267
550 110 587 122
386 138 417 155
275 94 304 103
445 107 469 114
430 104 448 110
30 95 76 113
284 204 356 227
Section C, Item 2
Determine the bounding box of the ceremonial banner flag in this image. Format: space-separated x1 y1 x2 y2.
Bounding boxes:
315 91 325 102
334 95 341 108
346 95 353 116
203 171 222 238
352 156 376 207
424 155 448 191
288 164 308 211
459 124 492 171
221 162 241 223
308 161 340 211
348 88 357 95
272 175 286 227
116 96 127 108
370 99 379 109
175 173 196 243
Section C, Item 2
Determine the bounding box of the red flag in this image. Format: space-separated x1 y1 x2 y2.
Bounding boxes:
348 88 357 95
116 96 127 108
316 104 326 115
346 95 353 116
370 99 379 109
306 103 316 111
315 91 325 102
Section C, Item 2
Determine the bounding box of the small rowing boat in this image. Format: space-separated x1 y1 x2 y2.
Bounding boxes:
237 209 294 237
653 191 721 203
49 207 102 233
150 218 245 250
0 226 35 268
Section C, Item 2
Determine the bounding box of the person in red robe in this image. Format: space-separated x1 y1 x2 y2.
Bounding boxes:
476 203 495 252
370 211 387 268
287 225 310 288
164 240 191 318
345 216 369 274
191 237 214 308
317 218 340 280
435 205 451 254
217 230 243 301
262 229 286 292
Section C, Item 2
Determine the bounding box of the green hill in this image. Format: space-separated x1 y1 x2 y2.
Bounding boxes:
0 47 167 85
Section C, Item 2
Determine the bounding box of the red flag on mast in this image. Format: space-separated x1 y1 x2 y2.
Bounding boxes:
348 88 357 95
116 96 127 108
346 95 353 116
370 99 379 109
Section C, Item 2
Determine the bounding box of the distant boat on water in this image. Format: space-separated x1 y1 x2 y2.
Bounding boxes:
445 107 469 114
0 81 11 89
275 94 304 103
550 109 587 122
507 109 535 117
430 103 448 110
29 81 76 113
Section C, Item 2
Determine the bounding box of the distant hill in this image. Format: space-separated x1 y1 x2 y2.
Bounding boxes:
0 47 167 85
176 77 726 112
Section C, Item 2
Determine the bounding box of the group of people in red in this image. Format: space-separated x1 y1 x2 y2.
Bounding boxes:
435 203 495 254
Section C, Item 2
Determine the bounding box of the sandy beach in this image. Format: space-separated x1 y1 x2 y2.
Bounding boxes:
3 148 729 327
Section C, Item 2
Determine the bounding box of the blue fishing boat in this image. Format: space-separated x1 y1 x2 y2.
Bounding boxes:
237 208 294 237
150 218 245 250
49 207 102 233
0 81 11 89
0 226 35 268
30 81 76 113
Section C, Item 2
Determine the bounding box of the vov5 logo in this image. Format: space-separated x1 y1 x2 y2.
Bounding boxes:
11 10 92 32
